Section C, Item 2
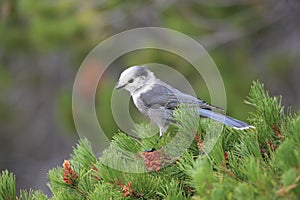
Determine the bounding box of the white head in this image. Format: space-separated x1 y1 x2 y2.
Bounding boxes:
115 66 155 94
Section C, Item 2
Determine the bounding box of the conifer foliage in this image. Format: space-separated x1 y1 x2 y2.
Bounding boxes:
1 81 300 199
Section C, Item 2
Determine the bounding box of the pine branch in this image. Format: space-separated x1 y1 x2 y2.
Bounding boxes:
19 189 47 200
245 80 287 142
0 170 16 200
1 80 300 199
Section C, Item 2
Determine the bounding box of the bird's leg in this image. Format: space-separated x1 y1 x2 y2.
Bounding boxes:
155 129 163 143
159 128 163 138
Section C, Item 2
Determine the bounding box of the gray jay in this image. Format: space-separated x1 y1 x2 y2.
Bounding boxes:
116 66 255 137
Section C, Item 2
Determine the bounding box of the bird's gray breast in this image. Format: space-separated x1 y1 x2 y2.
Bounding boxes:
132 94 149 116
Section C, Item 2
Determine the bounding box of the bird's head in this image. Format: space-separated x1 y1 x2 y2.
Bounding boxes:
115 66 155 93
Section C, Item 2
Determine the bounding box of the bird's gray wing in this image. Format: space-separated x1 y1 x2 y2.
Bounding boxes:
140 83 219 110
140 84 179 110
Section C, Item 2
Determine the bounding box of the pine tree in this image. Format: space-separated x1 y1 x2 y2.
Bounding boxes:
1 81 300 199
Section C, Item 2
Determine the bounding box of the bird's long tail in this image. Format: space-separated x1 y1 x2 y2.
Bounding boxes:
199 108 255 130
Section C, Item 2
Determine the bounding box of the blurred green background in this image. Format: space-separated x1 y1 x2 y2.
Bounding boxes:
0 0 299 194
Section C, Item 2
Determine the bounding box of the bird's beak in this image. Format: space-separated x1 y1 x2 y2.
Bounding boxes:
115 81 125 90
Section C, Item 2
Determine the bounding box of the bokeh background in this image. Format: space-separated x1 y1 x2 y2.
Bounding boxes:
1 0 299 194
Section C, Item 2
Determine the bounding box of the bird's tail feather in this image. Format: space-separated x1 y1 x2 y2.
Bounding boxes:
199 108 255 130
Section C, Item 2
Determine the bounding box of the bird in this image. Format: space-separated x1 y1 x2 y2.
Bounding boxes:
115 66 255 138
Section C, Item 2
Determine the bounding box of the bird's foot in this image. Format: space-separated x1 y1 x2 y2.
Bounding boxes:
143 134 162 152
143 147 156 152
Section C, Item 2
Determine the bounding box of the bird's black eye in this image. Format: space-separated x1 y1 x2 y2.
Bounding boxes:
128 79 134 83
